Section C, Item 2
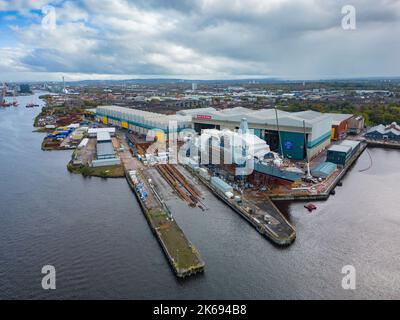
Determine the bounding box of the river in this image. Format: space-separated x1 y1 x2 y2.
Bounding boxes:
0 93 399 299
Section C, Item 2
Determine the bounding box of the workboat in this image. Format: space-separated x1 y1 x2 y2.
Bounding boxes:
0 100 11 107
26 102 39 108
304 203 317 212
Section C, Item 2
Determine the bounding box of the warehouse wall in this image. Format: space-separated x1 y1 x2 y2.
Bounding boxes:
308 137 331 159
278 131 306 160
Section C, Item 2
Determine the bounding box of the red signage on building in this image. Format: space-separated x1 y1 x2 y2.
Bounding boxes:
196 115 212 120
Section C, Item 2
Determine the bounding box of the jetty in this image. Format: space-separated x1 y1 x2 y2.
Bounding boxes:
119 139 205 278
186 165 296 246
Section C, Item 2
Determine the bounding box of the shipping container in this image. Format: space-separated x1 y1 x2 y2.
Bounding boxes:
78 138 89 149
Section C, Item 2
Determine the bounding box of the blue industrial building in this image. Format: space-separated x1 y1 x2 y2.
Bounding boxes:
179 107 333 160
365 123 400 141
92 131 121 167
326 140 361 166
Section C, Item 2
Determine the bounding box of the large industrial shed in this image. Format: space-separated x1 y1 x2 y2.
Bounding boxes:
92 131 121 167
96 106 192 140
348 116 365 135
178 107 333 160
365 123 400 141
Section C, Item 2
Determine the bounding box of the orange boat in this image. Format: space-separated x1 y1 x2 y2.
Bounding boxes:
304 203 317 212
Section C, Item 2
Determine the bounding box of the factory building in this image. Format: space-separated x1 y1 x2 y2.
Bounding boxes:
365 123 400 141
178 107 333 160
311 162 337 179
92 131 121 167
326 139 361 166
348 116 365 135
190 118 304 184
324 113 353 141
96 106 192 141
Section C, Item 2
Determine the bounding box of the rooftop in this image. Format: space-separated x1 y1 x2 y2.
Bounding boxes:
328 145 352 153
97 131 111 142
179 107 332 129
325 113 354 124
88 127 116 134
367 123 400 135
97 105 192 123
340 140 361 149
97 142 116 158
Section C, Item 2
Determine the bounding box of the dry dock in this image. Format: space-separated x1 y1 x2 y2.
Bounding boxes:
119 139 205 278
186 166 296 246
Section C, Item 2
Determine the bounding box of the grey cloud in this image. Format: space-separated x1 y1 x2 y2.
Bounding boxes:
3 0 400 79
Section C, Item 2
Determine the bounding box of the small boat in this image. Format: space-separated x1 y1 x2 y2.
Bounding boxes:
0 100 11 107
304 203 317 212
26 102 39 108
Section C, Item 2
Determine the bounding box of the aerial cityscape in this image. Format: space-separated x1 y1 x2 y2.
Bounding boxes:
1 0 400 305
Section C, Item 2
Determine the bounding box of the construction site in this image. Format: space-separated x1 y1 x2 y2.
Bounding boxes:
89 105 371 247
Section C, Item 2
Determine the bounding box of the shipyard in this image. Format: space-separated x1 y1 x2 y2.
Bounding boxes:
10 76 398 280
2 76 400 298
2 0 400 304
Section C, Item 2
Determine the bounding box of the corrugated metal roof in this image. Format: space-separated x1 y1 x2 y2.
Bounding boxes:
293 110 325 120
97 131 111 142
328 145 352 153
88 127 116 134
187 107 331 128
366 124 400 136
367 124 386 134
311 162 337 178
326 113 353 124
97 141 115 157
97 105 191 123
340 140 360 149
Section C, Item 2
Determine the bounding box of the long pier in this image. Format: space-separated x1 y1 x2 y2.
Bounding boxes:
366 140 400 150
119 138 205 278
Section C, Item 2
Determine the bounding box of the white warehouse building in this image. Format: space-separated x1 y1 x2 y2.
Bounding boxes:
178 107 333 160
96 106 192 140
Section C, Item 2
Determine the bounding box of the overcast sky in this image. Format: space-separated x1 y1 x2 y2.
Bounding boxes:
0 0 399 81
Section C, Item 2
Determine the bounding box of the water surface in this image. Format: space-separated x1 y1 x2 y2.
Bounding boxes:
0 94 399 299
